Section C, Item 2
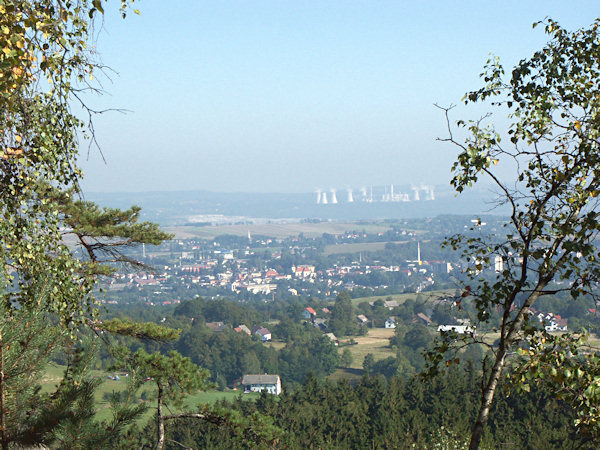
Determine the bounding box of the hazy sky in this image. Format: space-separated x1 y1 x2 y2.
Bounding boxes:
79 1 600 193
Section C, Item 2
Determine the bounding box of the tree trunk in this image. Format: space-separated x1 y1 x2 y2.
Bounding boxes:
469 345 508 450
0 332 6 450
156 383 165 450
469 282 548 449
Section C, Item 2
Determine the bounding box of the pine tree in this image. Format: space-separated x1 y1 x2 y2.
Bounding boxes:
113 347 209 450
0 283 63 449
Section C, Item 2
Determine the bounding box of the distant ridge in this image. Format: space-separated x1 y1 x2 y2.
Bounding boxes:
85 185 507 226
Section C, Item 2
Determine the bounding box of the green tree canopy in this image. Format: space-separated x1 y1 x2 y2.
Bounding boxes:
431 17 600 448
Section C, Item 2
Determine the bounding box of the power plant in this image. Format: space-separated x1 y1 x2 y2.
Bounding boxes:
316 184 435 204
330 189 338 204
346 188 354 203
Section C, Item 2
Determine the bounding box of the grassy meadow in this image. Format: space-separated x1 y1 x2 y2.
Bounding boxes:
350 288 458 307
40 363 258 423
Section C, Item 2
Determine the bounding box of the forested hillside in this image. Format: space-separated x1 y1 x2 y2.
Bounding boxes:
3 1 600 448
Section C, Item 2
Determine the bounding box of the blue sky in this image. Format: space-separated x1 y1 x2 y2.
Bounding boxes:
79 1 600 193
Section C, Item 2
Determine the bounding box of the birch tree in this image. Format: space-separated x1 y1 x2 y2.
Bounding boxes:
429 17 600 449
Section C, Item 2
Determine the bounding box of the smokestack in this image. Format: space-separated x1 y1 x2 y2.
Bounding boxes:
347 188 354 203
321 192 328 204
316 189 322 204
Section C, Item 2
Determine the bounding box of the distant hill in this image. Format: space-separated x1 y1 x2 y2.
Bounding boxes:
84 185 506 226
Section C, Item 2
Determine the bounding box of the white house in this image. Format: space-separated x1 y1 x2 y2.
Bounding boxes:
254 327 272 342
545 318 568 332
385 317 396 329
242 374 282 395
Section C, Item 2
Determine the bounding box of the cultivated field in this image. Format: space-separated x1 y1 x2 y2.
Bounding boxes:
165 222 392 240
340 328 396 370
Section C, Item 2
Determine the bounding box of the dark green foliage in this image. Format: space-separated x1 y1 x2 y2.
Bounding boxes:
329 291 360 336
0 295 65 447
174 314 339 388
162 366 587 449
44 345 147 449
136 402 282 450
341 348 353 367
389 323 435 373
278 335 340 386
272 317 321 342
370 356 400 379
363 353 375 374
97 318 181 341
50 186 173 276
176 324 278 385
174 297 260 326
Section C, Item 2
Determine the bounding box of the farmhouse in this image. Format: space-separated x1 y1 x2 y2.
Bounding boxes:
385 317 396 329
357 314 369 326
415 312 432 326
545 318 568 332
234 324 251 335
303 307 317 319
242 374 282 395
254 327 272 341
383 300 399 310
324 332 339 346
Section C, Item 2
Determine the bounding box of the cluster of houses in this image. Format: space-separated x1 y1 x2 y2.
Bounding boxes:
204 321 273 341
529 308 568 332
303 302 397 332
102 237 453 304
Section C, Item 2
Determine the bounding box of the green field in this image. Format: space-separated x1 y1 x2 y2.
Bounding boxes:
339 328 396 370
41 364 258 423
350 289 457 307
165 222 392 240
324 241 400 256
327 367 364 382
